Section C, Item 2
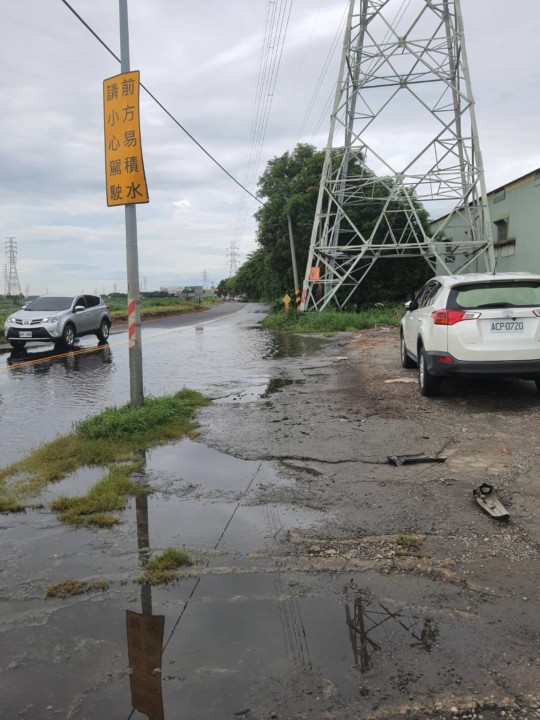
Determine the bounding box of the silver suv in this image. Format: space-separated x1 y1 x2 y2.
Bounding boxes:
4 294 112 350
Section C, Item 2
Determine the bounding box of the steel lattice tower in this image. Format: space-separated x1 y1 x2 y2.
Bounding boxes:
301 0 495 312
227 240 240 277
4 237 24 300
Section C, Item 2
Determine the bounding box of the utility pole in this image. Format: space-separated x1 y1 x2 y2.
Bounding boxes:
287 216 300 311
119 0 144 407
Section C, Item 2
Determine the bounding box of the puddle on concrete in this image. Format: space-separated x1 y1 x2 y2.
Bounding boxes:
260 377 299 398
0 439 322 596
38 466 106 503
130 440 324 554
209 381 269 404
2 567 535 720
141 439 289 492
264 331 329 359
212 376 303 404
6 438 531 717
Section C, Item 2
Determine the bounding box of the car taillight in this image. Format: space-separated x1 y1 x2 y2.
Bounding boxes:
431 309 481 325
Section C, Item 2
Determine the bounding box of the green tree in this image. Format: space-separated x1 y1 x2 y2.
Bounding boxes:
255 144 323 299
231 143 432 306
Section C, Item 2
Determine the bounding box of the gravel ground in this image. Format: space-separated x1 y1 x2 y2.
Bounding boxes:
197 326 540 719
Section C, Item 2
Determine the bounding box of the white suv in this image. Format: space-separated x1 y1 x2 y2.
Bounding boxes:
400 272 540 396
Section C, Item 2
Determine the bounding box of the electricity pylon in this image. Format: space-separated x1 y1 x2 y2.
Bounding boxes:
301 0 495 312
4 237 24 300
227 241 240 277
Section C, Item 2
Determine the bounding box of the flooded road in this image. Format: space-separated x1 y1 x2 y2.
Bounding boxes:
0 303 321 465
1 311 539 719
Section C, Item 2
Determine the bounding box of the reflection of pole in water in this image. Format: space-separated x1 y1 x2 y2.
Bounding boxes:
126 457 165 720
136 493 152 617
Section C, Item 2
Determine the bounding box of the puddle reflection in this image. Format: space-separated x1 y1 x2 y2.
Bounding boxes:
7 342 112 373
127 491 165 720
263 331 327 359
345 580 439 673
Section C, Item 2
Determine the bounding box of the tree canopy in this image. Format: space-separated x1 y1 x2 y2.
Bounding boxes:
225 143 432 307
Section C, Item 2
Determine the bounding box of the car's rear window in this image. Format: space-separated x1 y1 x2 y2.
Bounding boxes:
449 281 540 310
25 297 73 311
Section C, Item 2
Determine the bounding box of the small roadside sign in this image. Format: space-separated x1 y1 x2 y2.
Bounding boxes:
103 70 149 207
309 267 320 281
283 293 291 313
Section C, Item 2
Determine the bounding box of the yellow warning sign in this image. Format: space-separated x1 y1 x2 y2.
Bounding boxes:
103 71 149 207
283 294 291 304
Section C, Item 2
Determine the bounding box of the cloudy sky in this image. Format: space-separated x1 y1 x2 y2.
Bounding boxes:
1 0 539 296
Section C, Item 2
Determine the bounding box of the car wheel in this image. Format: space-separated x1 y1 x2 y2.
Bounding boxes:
418 347 442 397
400 331 416 368
60 324 76 348
9 340 26 349
96 319 110 342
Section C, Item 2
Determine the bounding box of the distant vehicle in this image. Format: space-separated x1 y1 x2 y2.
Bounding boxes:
4 294 112 350
235 294 249 302
400 272 540 396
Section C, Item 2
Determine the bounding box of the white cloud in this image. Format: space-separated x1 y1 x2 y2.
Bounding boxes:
0 0 538 295
171 199 192 211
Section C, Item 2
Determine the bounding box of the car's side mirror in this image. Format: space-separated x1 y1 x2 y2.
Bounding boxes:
75 305 85 312
405 300 419 311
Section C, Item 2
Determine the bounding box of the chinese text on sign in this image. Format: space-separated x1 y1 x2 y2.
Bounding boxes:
103 71 149 207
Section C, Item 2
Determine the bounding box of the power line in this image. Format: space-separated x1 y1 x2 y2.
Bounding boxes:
295 2 348 145
229 0 294 267
59 0 262 205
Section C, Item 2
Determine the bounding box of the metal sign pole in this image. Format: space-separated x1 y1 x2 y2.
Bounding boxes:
119 0 144 407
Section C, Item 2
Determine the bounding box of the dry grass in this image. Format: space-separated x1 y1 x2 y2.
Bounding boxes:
45 578 109 598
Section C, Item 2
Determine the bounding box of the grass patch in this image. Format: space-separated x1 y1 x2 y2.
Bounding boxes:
45 578 109 598
0 497 26 513
0 389 210 525
77 389 209 443
395 534 424 549
261 305 403 333
110 303 207 324
395 534 430 557
139 547 193 585
50 464 148 526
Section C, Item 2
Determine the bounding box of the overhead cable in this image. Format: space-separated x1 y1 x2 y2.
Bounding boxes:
59 0 263 205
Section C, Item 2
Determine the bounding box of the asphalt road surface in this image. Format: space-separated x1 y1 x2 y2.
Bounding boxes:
1 320 539 720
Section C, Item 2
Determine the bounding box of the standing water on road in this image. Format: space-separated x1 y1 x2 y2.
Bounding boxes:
0 304 323 465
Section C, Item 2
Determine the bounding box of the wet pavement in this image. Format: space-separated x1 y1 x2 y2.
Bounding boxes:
1 311 539 719
0 304 323 465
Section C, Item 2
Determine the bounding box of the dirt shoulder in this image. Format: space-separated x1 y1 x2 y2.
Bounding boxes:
198 326 540 719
